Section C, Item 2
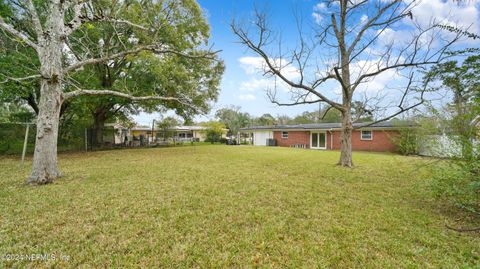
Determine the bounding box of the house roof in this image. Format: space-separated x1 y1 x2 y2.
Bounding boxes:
173 125 206 131
130 125 206 131
240 120 414 131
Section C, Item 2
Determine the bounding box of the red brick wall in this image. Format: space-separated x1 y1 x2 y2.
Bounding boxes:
329 130 399 152
272 130 399 152
273 131 310 148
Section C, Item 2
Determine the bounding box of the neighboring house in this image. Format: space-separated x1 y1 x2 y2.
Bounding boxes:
162 125 209 142
240 121 409 152
130 125 208 142
103 123 129 144
106 124 228 145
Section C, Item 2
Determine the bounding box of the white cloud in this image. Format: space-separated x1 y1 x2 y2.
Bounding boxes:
350 59 401 93
360 14 369 24
376 28 410 47
238 57 299 95
238 56 300 81
239 78 272 92
312 13 323 24
312 3 327 24
238 56 264 75
409 0 480 41
313 3 327 12
368 1 480 52
238 94 256 101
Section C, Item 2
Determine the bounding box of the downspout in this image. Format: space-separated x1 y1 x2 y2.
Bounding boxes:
329 128 333 150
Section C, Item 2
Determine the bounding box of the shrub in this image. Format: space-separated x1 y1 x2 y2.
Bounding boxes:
393 127 418 155
431 162 480 215
201 121 226 144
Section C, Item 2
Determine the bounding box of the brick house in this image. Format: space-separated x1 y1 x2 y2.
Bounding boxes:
240 121 408 152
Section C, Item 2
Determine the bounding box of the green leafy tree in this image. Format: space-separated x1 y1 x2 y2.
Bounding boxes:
0 0 223 184
201 121 225 143
156 116 182 142
0 2 40 115
255 113 276 126
425 55 479 160
426 55 480 219
292 109 342 124
275 114 293 125
67 1 223 146
0 103 35 123
215 106 251 135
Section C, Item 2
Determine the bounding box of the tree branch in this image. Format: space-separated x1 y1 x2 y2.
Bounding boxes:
270 99 323 107
64 45 220 74
25 0 44 40
347 0 405 56
0 16 38 50
62 89 199 112
231 17 342 111
24 92 39 115
64 1 85 36
0 74 42 84
334 67 348 97
353 82 426 129
320 105 334 120
64 1 150 36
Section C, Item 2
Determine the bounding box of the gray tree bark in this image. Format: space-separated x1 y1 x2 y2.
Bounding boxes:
339 110 353 167
27 3 65 184
336 2 354 167
27 81 63 184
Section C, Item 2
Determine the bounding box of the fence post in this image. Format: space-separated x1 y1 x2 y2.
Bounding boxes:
21 123 30 167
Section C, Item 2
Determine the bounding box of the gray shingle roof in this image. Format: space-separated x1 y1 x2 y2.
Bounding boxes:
240 120 414 131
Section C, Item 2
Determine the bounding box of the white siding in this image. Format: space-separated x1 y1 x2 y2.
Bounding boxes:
253 131 273 146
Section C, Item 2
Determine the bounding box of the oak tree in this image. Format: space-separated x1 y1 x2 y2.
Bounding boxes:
0 0 223 184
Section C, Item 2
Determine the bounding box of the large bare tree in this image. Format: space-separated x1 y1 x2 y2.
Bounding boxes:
0 0 222 184
232 0 461 166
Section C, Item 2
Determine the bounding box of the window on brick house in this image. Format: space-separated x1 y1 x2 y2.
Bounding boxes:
360 130 373 140
282 131 288 139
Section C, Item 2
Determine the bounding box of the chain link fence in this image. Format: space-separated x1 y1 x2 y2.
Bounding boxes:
0 123 88 155
0 123 200 155
0 123 36 155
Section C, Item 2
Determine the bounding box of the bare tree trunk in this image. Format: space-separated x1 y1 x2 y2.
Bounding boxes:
339 110 354 167
27 5 65 184
27 80 63 184
338 27 354 167
93 109 107 147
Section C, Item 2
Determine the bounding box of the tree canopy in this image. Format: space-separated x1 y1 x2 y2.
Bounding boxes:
0 0 224 184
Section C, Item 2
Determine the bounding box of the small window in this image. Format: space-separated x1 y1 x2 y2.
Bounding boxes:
361 130 372 140
282 131 288 139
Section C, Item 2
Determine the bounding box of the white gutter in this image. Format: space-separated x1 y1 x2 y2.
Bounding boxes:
329 128 333 150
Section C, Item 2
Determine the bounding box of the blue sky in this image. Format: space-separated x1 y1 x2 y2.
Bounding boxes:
198 0 322 116
135 0 325 125
133 0 480 125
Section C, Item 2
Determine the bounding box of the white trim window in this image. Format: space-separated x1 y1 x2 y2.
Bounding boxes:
281 131 289 139
360 130 373 140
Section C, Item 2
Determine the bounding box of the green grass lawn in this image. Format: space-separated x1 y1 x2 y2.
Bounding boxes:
0 145 479 268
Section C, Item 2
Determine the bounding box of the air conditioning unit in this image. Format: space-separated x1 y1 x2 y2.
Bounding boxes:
266 138 277 146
